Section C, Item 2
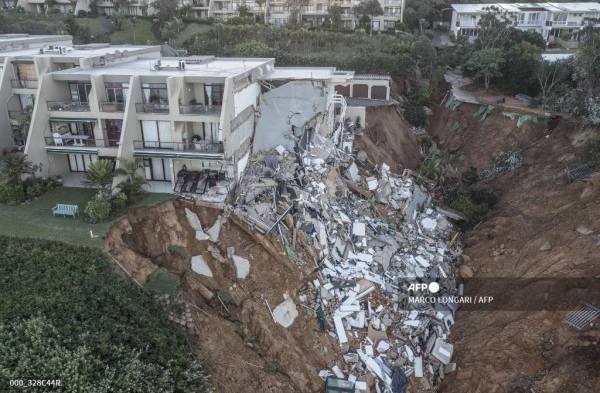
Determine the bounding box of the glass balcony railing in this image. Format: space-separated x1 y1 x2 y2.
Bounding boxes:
101 101 125 112
179 104 222 115
136 102 169 114
11 79 38 89
133 140 224 154
44 136 119 148
47 100 90 112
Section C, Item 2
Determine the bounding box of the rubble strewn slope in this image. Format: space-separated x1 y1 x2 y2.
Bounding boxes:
430 102 600 393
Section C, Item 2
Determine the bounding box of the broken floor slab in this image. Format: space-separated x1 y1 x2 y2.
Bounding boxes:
231 255 250 279
272 295 299 328
191 255 213 277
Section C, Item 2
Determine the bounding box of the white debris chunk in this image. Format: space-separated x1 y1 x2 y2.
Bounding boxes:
331 365 345 379
207 215 222 242
414 356 424 378
272 296 298 328
421 217 437 231
352 222 366 237
432 338 454 365
231 255 250 279
191 255 212 277
376 340 390 353
334 315 348 346
366 176 378 190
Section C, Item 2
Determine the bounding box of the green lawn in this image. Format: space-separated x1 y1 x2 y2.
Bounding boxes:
0 187 172 248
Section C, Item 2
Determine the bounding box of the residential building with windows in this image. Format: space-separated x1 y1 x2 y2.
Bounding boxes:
0 34 161 152
6 0 404 31
18 52 390 202
450 2 600 44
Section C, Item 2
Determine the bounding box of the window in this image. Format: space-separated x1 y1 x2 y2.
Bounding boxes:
142 83 168 104
143 158 172 181
68 153 95 172
68 82 92 103
105 82 129 103
19 94 34 112
204 84 224 106
50 119 95 137
141 120 173 148
104 120 122 146
527 12 541 24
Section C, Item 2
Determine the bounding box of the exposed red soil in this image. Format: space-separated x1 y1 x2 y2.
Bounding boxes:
106 200 340 393
429 102 600 393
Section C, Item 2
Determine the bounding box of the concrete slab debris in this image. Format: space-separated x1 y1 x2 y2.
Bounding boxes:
272 295 299 328
231 255 250 279
207 215 222 242
191 255 213 277
432 338 454 365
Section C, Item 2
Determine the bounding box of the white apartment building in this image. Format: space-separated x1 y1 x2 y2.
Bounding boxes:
450 2 600 43
0 34 161 153
7 0 405 31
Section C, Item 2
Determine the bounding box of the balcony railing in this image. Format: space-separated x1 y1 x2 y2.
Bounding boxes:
133 140 224 154
11 79 38 89
179 104 222 115
136 102 169 114
44 136 119 148
8 110 29 121
47 100 90 112
101 101 125 112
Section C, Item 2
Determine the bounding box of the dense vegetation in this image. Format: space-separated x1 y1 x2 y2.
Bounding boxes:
0 237 211 392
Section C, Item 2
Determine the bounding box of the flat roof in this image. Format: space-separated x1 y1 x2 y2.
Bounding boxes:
51 56 274 78
263 67 339 81
452 2 600 13
0 44 160 60
0 34 71 45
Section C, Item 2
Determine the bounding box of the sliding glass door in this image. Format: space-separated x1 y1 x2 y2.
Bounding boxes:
141 120 173 148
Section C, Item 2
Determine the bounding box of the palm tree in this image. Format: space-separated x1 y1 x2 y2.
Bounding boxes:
0 154 36 185
84 159 114 192
115 159 147 201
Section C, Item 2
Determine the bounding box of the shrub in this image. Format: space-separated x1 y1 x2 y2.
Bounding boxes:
584 133 600 165
85 192 112 223
167 244 188 258
0 183 26 205
111 191 128 212
404 101 427 127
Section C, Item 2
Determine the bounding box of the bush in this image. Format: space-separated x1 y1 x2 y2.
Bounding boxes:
168 244 188 258
84 192 112 223
404 101 427 127
111 191 128 212
0 183 26 205
584 133 600 164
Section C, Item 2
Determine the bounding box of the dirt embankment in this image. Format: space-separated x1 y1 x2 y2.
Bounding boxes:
355 105 421 171
429 102 600 392
106 200 339 393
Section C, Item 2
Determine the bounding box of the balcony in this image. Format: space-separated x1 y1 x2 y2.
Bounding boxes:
136 102 169 114
47 100 90 112
11 79 38 89
179 104 222 116
44 136 119 148
133 140 224 154
101 101 125 112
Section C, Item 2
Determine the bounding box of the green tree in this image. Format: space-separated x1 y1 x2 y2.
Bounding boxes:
465 48 505 91
233 40 273 57
353 0 383 35
116 159 147 202
500 41 542 95
327 5 343 31
536 59 573 109
0 155 36 185
475 11 512 50
84 159 114 192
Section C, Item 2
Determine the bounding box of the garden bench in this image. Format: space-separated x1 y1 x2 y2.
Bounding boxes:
52 204 79 218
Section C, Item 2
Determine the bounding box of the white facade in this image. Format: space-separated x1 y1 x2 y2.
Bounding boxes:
1 36 391 203
6 0 405 31
450 2 600 43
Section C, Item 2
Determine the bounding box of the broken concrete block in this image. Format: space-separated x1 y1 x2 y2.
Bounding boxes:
191 255 212 277
346 162 360 183
352 222 366 237
432 338 454 365
231 255 250 279
414 356 424 378
576 226 593 235
275 145 287 155
366 176 378 191
331 365 345 379
421 217 437 231
272 296 298 328
207 215 222 242
333 315 348 346
185 208 203 230
376 340 390 353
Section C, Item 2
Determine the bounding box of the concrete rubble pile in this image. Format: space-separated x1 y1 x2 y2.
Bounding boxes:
234 133 462 392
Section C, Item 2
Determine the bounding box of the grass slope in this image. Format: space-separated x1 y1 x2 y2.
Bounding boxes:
0 237 212 392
